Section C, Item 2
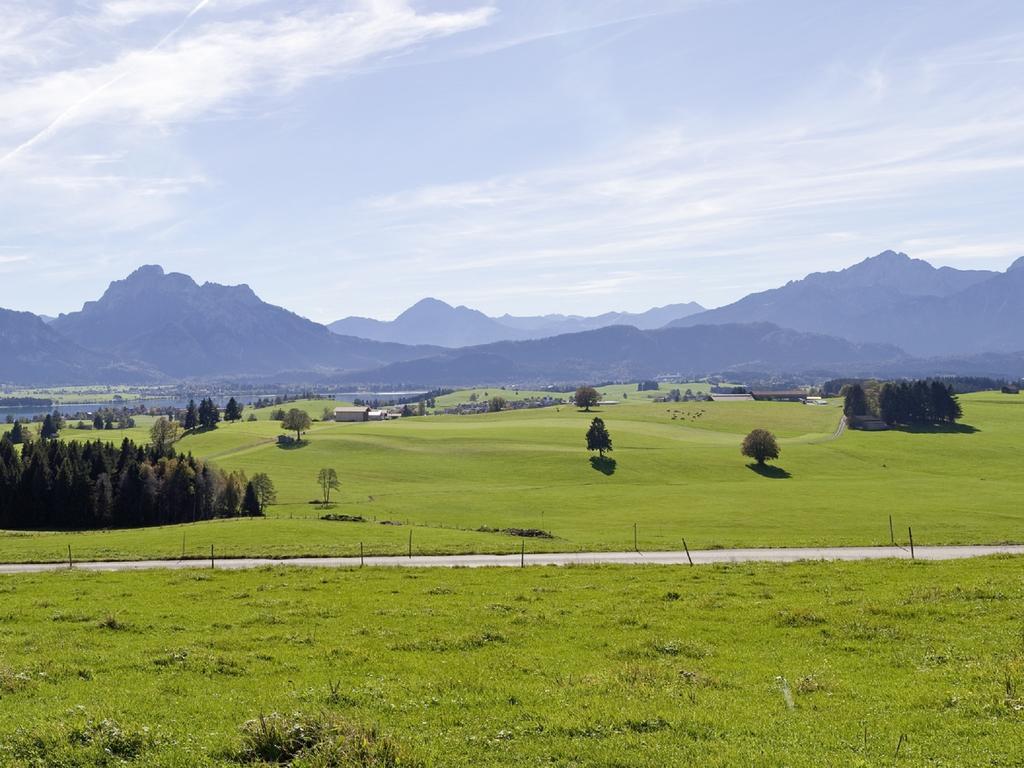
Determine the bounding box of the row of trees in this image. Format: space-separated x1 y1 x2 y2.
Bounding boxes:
0 435 276 530
844 380 962 425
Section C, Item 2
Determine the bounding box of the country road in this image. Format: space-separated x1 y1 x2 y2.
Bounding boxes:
2 544 1023 574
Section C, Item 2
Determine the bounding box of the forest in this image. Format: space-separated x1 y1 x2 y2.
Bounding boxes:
0 435 262 530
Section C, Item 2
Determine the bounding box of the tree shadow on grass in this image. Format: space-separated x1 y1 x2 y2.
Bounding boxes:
276 439 309 450
590 456 617 475
747 463 791 479
894 422 979 435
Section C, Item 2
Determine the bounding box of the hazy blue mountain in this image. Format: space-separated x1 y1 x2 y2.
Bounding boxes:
0 308 157 385
330 298 705 346
51 266 439 379
495 302 705 335
329 298 516 347
345 322 906 386
670 251 1008 355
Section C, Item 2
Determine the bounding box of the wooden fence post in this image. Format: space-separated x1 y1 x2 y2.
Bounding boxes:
908 527 915 560
682 538 693 566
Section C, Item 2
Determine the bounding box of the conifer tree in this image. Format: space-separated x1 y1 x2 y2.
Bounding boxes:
224 397 242 422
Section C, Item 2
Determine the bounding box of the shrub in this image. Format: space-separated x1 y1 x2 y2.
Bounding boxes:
235 711 416 767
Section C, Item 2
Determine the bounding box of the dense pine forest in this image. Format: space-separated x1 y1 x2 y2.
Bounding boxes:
0 436 263 530
843 379 963 426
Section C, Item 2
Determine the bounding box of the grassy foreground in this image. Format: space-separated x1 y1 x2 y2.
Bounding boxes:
0 557 1022 766
2 391 1022 562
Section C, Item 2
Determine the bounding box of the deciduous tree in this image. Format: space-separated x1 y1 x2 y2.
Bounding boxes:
282 409 312 442
574 386 600 411
317 467 340 506
742 429 780 467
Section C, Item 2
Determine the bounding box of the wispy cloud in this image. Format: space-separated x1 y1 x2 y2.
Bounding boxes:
0 0 495 241
336 31 1024 311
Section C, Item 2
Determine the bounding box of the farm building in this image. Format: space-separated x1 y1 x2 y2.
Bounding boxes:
334 406 371 422
367 410 387 421
750 390 806 402
710 393 754 402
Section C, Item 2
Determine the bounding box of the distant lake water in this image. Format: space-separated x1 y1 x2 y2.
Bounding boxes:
1 392 428 422
0 394 268 423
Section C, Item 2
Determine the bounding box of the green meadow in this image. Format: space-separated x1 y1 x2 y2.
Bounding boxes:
2 391 1023 563
0 558 1022 766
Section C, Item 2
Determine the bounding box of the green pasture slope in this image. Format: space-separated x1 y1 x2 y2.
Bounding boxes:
0 558 1022 766
2 391 1023 563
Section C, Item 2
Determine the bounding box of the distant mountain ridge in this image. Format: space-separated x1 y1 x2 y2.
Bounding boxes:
344 323 908 385
329 298 705 346
3 250 1024 386
671 251 1018 356
49 265 440 379
0 308 157 385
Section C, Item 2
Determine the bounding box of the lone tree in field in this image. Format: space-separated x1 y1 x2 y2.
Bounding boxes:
574 385 600 411
741 429 780 467
224 397 243 422
282 408 312 442
489 396 507 412
317 467 340 506
586 417 613 457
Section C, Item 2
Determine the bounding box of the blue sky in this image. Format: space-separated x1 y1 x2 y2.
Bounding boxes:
1 0 1022 322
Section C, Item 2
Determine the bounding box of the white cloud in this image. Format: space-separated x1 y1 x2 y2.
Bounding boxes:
0 0 495 238
341 32 1024 310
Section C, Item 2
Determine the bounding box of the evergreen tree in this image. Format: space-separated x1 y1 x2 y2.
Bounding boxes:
224 397 242 422
843 384 868 418
9 421 24 444
242 481 261 516
184 399 199 431
93 413 104 431
40 414 59 439
585 417 613 457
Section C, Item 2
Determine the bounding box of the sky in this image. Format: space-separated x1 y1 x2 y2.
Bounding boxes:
1 0 1023 323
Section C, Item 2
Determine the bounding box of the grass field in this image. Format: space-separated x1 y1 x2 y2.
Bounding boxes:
431 381 714 408
0 557 1021 766
2 392 1023 563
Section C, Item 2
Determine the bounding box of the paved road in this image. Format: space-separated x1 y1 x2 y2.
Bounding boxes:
1 544 1022 574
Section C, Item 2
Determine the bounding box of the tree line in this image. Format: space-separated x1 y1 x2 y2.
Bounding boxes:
0 434 275 531
843 380 962 426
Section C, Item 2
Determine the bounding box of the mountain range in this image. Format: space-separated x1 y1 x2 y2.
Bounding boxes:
343 323 907 385
328 299 705 346
2 250 1023 386
671 251 1022 357
45 266 440 380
